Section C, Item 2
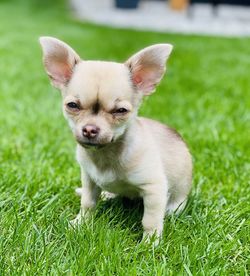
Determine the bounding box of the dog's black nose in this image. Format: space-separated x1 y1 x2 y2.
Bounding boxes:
82 124 100 139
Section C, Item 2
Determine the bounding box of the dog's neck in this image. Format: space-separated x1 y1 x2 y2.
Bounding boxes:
82 129 128 172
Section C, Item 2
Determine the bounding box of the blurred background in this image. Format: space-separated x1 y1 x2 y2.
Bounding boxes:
71 0 250 36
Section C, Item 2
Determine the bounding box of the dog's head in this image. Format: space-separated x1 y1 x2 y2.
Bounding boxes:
39 37 172 148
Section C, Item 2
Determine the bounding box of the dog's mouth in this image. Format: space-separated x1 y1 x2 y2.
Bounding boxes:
77 139 114 149
79 142 106 149
75 134 115 149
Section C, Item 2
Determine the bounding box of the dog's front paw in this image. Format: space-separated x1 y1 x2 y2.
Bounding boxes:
142 230 161 247
69 213 84 227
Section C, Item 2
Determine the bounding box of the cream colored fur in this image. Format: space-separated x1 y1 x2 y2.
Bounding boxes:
39 37 192 245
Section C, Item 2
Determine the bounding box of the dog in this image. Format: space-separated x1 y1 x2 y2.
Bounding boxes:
39 37 192 245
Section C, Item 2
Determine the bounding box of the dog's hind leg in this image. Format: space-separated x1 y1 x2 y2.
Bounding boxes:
101 191 117 200
75 187 83 197
166 194 188 215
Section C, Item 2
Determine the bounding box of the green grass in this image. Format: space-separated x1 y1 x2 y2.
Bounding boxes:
0 1 249 274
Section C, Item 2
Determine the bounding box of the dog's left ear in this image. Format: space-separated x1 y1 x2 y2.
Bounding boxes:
39 36 81 90
125 44 173 95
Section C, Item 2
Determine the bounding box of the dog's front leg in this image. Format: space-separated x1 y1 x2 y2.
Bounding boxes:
142 183 168 246
71 168 101 226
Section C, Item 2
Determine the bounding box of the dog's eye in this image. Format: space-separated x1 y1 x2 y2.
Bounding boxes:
115 108 128 114
67 102 80 109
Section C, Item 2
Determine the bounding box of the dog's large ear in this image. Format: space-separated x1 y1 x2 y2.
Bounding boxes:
125 44 173 95
39 37 80 89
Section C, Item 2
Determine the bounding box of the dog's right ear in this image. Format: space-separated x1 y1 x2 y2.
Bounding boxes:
39 37 80 89
125 44 173 95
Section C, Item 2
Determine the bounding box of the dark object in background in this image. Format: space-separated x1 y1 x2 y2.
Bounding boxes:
189 0 250 17
115 0 140 9
190 0 250 5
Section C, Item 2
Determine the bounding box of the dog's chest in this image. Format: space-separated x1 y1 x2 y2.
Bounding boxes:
84 160 139 197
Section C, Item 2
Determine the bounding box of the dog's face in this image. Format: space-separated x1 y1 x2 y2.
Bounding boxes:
62 61 138 148
39 37 172 148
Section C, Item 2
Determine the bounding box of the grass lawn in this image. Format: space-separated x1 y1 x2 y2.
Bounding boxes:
0 0 249 274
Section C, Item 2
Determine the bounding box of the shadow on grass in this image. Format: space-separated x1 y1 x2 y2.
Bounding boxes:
94 193 198 236
95 197 144 235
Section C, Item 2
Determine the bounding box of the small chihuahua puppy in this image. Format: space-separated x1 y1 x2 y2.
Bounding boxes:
39 37 192 244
